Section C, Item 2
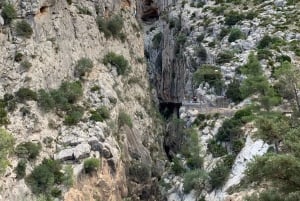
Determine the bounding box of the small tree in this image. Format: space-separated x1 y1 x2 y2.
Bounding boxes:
118 111 133 128
15 159 27 179
15 20 33 38
15 142 42 160
103 52 130 75
274 61 300 111
0 128 14 174
1 3 17 25
84 158 100 174
74 57 93 78
228 28 245 42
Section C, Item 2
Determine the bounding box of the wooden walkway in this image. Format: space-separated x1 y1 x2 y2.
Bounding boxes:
181 101 236 116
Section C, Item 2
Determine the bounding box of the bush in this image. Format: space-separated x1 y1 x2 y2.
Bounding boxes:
216 50 234 64
257 49 273 60
183 169 208 193
14 52 23 62
96 15 124 38
226 79 243 103
1 3 17 25
228 28 245 42
15 159 27 179
77 6 91 15
66 0 72 5
224 11 244 26
193 65 223 94
103 52 130 75
128 161 151 183
84 158 100 174
118 111 133 128
0 99 9 126
15 20 33 38
26 159 63 195
0 129 14 174
90 106 110 122
207 139 227 157
64 106 84 125
209 155 234 189
74 57 93 78
20 60 32 70
15 88 37 102
37 89 55 112
171 157 185 175
59 81 83 104
15 141 42 160
257 35 273 49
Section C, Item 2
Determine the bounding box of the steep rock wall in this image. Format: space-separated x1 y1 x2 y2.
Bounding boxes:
0 1 166 201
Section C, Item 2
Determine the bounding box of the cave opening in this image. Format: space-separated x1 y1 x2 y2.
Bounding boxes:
159 102 182 119
40 6 48 14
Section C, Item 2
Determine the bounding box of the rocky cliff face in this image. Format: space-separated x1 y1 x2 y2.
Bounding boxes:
143 0 300 200
0 1 166 201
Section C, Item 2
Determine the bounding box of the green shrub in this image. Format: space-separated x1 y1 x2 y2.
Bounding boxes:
219 27 230 40
216 50 234 64
90 106 110 122
37 89 55 112
183 169 208 193
0 128 14 174
228 28 245 42
74 57 93 78
26 159 63 195
77 6 91 15
207 139 227 157
171 157 185 175
84 158 100 174
14 52 23 62
15 141 42 160
0 99 9 126
64 106 84 125
193 65 223 95
103 52 130 75
224 11 244 26
226 79 243 103
128 161 151 183
15 88 37 102
96 15 124 38
15 159 27 179
181 128 203 169
20 60 32 70
59 81 83 104
1 3 17 25
118 111 133 128
257 49 273 60
276 55 291 63
15 20 33 38
209 155 234 189
258 36 286 50
62 165 74 187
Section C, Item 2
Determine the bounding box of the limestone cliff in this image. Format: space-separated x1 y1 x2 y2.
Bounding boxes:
0 0 166 201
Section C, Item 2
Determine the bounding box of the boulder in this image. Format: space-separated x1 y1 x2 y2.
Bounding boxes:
54 148 74 161
73 143 91 159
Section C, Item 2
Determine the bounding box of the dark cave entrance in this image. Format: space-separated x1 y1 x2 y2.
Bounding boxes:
159 102 182 119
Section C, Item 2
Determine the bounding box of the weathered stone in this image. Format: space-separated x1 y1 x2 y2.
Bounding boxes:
54 148 74 161
73 143 91 160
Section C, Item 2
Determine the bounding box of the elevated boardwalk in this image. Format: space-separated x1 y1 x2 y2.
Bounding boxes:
181 101 236 117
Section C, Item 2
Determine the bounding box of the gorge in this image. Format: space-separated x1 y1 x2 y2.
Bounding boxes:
1 0 300 201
